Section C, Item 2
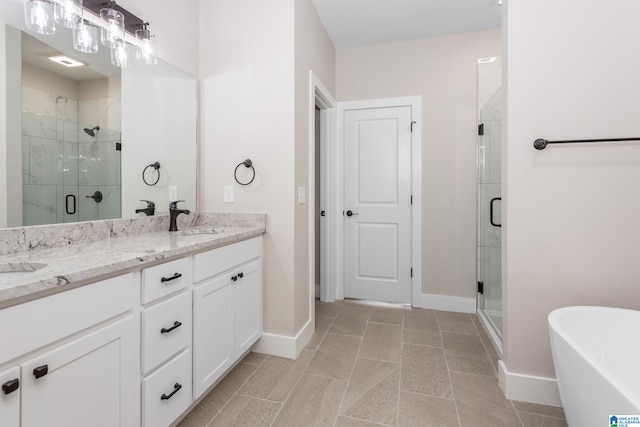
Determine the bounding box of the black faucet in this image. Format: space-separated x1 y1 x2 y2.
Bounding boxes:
135 200 155 216
169 200 190 232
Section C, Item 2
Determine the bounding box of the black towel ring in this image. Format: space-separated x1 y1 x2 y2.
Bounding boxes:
234 159 255 186
143 161 161 186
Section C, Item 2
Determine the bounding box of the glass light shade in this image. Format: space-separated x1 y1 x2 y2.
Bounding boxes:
24 0 56 35
54 0 82 29
135 29 157 65
99 7 124 48
110 41 130 68
73 22 98 53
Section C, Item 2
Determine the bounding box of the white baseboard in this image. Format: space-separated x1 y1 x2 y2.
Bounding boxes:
415 293 476 313
498 360 562 407
252 318 314 360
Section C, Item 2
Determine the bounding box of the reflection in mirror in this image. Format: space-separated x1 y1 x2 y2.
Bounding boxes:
21 32 122 225
0 0 197 229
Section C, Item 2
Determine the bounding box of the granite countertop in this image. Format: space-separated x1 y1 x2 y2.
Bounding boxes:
0 213 266 308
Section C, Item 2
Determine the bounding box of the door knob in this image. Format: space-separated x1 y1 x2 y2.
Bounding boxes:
346 210 358 217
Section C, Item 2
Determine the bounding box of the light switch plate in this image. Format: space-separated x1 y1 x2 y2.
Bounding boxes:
224 185 234 203
298 186 306 204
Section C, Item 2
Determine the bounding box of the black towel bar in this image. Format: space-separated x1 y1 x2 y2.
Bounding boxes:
534 137 640 150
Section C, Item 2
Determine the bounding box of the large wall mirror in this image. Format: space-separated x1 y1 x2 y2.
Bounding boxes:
0 0 197 229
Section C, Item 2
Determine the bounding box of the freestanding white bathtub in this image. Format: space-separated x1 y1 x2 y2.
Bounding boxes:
549 306 640 427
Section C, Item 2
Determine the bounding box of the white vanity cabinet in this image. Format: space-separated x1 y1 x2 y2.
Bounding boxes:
140 257 193 427
192 236 263 399
0 274 136 427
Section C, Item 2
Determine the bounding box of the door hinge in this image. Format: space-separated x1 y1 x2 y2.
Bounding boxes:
410 268 413 278
478 123 484 136
410 121 417 132
477 282 484 294
410 195 413 205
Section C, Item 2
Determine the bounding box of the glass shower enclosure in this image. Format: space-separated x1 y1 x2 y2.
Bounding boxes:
476 57 502 346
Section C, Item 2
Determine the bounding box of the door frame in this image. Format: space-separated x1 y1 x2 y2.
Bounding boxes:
308 72 337 313
336 96 422 305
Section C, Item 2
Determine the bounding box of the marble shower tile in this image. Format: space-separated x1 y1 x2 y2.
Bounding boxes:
56 97 78 122
339 358 400 426
22 87 56 117
22 185 58 226
97 186 121 220
28 137 63 185
22 112 57 139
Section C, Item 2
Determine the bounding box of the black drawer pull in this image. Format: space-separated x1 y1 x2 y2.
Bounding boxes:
161 321 182 334
161 273 182 283
33 365 48 379
161 383 182 400
2 379 19 395
231 275 238 282
238 272 244 278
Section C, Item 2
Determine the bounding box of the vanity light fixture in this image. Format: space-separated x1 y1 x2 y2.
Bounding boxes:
135 23 157 65
53 0 83 29
13 0 158 68
99 2 124 48
73 21 98 53
48 54 85 67
24 0 56 35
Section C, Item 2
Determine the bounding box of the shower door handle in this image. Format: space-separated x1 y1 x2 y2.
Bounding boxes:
65 195 76 215
490 197 501 228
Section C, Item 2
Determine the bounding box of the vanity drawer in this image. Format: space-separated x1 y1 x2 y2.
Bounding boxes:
193 237 262 282
141 291 191 374
0 274 132 365
142 257 192 304
142 349 191 427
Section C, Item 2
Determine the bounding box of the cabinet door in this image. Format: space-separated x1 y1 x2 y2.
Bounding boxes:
234 259 262 356
192 275 233 399
21 316 136 427
0 366 20 427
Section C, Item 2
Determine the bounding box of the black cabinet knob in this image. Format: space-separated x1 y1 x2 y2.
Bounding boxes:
231 275 238 282
33 365 48 379
2 379 19 395
238 272 244 279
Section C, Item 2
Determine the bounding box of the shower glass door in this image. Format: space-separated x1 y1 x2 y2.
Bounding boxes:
476 57 502 342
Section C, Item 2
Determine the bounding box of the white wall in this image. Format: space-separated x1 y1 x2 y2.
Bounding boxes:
503 0 640 387
118 0 199 77
198 0 298 337
293 0 335 332
336 30 501 302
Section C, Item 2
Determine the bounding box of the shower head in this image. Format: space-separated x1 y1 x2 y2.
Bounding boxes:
84 126 100 137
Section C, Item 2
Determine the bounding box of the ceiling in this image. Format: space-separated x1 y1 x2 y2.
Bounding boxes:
311 0 502 48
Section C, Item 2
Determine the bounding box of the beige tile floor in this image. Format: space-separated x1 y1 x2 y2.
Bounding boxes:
178 300 567 427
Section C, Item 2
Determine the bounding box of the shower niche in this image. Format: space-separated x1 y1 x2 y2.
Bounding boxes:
21 39 121 226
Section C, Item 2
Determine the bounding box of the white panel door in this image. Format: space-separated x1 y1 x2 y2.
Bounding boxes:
344 106 412 303
233 259 262 356
0 366 20 427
